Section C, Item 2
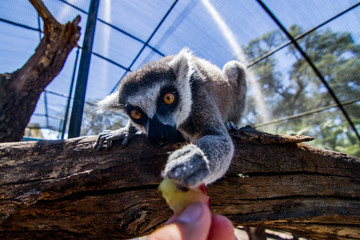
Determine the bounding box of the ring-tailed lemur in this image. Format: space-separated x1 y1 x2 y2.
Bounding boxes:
94 48 247 189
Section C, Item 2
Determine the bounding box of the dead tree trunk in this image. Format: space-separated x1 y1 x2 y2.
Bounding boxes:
0 0 80 142
0 126 359 239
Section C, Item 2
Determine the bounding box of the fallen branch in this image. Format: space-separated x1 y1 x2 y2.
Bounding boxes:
0 127 359 239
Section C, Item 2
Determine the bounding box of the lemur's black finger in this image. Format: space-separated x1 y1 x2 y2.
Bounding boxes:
106 140 112 150
121 137 129 148
95 136 106 151
93 138 102 151
93 142 98 150
225 121 238 133
93 136 101 150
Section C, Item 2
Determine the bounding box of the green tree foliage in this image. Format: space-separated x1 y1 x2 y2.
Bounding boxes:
244 25 360 157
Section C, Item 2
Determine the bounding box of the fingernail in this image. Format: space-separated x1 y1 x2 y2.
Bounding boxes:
177 203 203 223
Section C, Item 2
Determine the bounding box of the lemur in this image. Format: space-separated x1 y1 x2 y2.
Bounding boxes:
94 49 247 189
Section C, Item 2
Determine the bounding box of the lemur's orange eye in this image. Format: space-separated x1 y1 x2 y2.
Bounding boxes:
131 109 142 120
163 93 175 105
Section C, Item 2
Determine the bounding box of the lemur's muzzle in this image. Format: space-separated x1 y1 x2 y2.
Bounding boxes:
146 115 178 146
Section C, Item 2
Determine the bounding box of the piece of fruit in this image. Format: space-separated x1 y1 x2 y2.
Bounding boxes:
158 177 210 214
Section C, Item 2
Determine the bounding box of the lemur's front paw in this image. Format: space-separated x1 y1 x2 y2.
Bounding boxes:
93 128 134 151
163 144 210 189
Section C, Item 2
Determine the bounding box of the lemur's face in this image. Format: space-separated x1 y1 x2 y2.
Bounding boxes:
121 82 180 146
118 61 192 146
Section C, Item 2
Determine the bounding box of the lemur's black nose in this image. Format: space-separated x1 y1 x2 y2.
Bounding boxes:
146 115 177 147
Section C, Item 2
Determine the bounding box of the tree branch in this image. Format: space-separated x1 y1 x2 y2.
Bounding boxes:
0 0 80 142
0 127 359 239
29 0 61 32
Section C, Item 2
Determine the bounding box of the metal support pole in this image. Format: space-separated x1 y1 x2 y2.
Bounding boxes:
43 91 49 128
68 0 99 138
61 47 80 139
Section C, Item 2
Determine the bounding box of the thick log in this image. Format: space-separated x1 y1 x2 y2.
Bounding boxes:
0 127 359 239
0 0 80 142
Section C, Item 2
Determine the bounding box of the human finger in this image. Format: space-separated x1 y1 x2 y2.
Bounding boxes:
207 214 236 240
148 202 211 240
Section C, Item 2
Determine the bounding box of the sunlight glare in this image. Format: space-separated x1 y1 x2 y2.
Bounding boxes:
101 0 112 91
201 0 273 126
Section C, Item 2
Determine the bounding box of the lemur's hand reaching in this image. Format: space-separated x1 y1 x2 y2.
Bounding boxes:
163 144 210 189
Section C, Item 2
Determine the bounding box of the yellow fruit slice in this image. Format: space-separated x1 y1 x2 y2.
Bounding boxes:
158 177 210 214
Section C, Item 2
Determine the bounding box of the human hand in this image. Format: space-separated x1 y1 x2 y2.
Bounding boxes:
148 202 236 240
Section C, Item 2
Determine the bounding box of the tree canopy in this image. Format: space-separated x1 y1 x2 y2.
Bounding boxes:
244 25 360 157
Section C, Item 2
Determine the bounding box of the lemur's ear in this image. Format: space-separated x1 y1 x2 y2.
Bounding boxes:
96 92 122 113
168 48 194 83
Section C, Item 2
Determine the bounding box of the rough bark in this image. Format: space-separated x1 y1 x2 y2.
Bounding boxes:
0 0 80 142
0 126 359 239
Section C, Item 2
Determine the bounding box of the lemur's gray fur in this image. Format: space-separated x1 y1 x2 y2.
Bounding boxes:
93 49 247 189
